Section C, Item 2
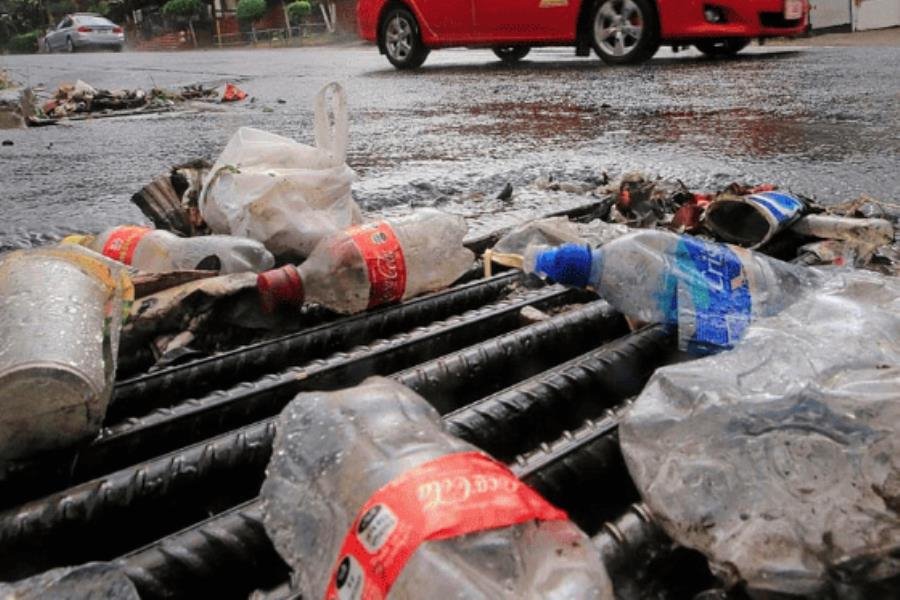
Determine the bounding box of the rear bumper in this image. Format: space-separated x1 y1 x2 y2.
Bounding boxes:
73 33 125 48
660 0 808 41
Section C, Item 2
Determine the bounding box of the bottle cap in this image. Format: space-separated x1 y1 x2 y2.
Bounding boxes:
534 244 592 287
257 265 304 313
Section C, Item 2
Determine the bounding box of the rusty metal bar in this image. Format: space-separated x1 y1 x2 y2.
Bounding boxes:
0 285 577 506
117 407 634 599
446 325 673 461
111 271 521 419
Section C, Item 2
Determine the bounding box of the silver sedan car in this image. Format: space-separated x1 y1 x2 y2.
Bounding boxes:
44 13 125 53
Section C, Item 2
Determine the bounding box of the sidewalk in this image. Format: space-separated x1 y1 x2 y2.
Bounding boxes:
773 26 900 47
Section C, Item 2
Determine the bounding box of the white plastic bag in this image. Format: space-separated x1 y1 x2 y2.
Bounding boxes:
200 82 362 260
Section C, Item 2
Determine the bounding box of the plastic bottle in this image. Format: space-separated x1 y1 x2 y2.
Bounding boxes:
262 377 614 600
84 226 274 274
0 246 131 468
524 230 819 352
257 209 474 314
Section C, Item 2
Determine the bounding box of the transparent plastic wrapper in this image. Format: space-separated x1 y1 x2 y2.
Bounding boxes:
0 562 139 599
620 270 900 597
492 217 630 256
258 209 474 314
524 230 820 353
261 377 614 600
0 246 132 470
200 83 362 260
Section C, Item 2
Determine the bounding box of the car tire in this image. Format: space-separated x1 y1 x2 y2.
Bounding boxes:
380 8 429 70
695 39 750 57
493 46 531 64
590 0 660 65
66 38 76 53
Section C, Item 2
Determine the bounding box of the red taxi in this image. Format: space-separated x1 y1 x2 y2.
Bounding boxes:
357 0 808 69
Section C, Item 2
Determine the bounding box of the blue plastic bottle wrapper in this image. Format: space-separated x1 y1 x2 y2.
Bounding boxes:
534 244 593 288
657 237 752 354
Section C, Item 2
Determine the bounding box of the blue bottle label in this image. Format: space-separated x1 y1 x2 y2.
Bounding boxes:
747 192 804 225
657 237 753 353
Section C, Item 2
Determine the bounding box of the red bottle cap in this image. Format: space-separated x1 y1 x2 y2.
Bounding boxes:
257 265 304 313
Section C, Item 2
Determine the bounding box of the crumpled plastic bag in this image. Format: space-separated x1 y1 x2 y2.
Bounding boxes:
0 562 139 599
620 269 900 597
200 82 362 261
493 217 630 255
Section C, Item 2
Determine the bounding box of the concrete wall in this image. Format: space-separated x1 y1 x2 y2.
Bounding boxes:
853 0 900 30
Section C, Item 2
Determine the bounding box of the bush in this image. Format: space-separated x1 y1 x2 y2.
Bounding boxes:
162 0 202 18
236 0 267 23
287 0 312 23
87 1 110 15
8 30 40 54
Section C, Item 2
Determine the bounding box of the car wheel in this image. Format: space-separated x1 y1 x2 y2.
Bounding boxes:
591 0 660 65
66 38 76 53
695 39 750 57
380 8 429 70
493 46 531 64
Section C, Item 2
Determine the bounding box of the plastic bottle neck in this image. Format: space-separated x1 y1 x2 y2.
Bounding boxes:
257 265 305 313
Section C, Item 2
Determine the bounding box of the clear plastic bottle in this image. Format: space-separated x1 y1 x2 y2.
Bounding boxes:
257 209 474 314
86 226 275 274
524 230 820 352
261 377 614 600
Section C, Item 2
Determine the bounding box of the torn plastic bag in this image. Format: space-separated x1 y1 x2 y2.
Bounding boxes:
620 269 900 597
0 562 139 599
487 216 629 273
0 246 132 471
200 83 362 261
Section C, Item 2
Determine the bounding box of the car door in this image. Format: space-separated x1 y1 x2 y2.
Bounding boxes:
473 0 579 42
48 17 72 51
413 0 475 42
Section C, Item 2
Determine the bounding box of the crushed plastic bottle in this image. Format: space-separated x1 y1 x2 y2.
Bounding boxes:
258 209 475 314
0 562 139 599
0 246 132 470
261 377 614 600
620 269 900 597
75 226 274 274
524 230 820 353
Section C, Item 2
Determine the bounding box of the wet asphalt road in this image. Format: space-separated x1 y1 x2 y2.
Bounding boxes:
0 43 898 250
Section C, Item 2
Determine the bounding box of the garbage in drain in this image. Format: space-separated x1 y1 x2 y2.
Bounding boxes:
258 208 474 314
619 269 900 597
522 230 820 353
0 245 131 468
261 376 615 599
200 83 362 261
64 225 274 274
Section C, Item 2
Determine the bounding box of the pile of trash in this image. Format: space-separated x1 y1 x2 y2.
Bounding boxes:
0 81 898 599
21 80 247 125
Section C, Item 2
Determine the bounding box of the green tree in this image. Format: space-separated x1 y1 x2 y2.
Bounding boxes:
286 0 310 37
236 0 266 42
162 0 201 47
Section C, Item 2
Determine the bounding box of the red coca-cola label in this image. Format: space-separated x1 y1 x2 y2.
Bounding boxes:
101 226 151 265
324 451 568 600
348 222 407 308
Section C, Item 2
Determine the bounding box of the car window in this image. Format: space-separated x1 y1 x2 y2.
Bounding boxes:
59 18 73 29
77 16 114 26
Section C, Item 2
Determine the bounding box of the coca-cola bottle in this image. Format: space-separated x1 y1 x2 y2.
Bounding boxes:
85 226 274 274
257 209 474 314
261 377 614 599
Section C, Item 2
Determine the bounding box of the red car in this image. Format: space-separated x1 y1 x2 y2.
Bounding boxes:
357 0 808 69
